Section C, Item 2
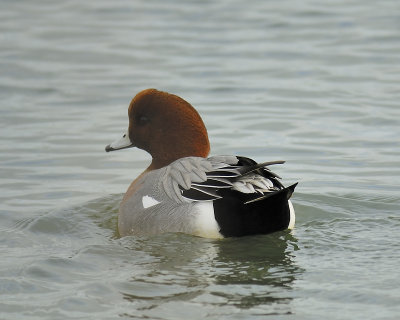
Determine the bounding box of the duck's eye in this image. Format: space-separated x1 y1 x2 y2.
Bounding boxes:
137 115 149 125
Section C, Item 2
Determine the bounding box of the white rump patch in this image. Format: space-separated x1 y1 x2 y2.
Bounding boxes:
288 200 296 229
194 202 223 239
142 195 160 209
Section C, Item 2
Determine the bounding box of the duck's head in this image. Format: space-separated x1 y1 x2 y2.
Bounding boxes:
105 89 210 169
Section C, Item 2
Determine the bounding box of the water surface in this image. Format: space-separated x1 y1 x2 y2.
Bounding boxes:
1 0 400 319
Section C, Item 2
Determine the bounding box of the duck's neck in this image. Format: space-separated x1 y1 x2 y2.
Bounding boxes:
148 149 209 170
148 159 164 171
147 155 192 170
146 139 209 170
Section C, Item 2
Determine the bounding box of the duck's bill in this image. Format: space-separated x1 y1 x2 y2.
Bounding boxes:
105 132 134 152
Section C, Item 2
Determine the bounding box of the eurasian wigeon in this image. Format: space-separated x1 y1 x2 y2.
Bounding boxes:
106 89 297 239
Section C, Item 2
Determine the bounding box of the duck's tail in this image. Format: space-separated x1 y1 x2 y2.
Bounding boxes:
213 183 297 237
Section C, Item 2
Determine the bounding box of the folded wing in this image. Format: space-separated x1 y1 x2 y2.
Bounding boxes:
161 156 293 204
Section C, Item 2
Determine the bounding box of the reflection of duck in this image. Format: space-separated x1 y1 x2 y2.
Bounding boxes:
211 233 301 309
106 89 297 238
119 232 301 313
213 233 299 283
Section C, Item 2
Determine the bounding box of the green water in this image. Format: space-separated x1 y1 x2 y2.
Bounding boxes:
1 0 399 319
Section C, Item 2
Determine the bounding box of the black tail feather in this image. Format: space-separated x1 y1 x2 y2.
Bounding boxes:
213 182 297 237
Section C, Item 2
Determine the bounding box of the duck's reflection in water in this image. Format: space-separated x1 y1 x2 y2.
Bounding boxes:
209 232 302 310
120 231 302 314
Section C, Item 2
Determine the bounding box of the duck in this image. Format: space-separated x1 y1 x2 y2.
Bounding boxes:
105 89 297 239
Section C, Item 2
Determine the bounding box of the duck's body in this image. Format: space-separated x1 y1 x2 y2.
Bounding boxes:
106 89 297 238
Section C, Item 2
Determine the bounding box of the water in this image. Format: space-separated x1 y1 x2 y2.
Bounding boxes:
1 0 400 319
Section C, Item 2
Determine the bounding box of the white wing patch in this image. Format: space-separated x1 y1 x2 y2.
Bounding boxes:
142 195 160 209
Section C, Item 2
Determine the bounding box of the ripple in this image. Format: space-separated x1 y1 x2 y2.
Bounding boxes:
1 0 400 319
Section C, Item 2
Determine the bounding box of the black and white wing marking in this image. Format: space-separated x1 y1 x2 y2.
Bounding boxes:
161 157 210 203
164 155 288 203
181 162 240 201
